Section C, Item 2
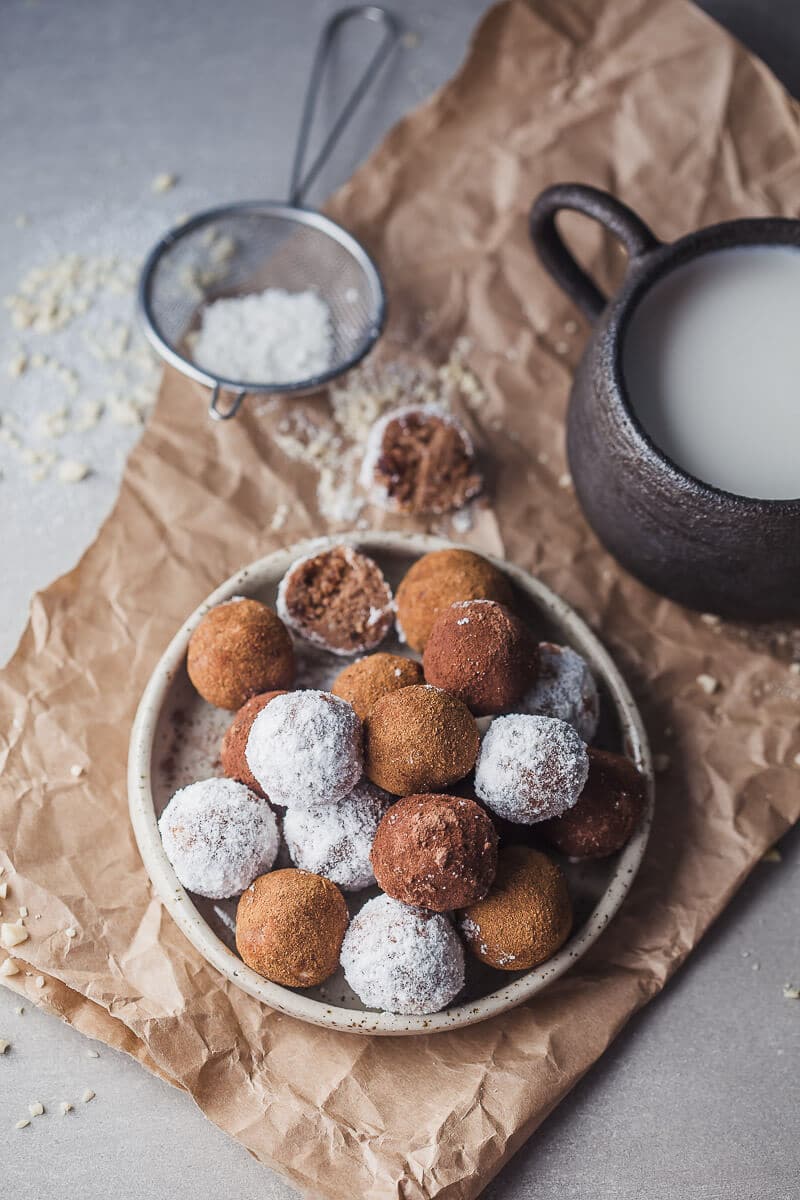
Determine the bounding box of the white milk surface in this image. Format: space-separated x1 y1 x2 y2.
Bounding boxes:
622 245 800 500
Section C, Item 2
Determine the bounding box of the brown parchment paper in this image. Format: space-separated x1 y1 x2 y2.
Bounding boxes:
2 1 800 1196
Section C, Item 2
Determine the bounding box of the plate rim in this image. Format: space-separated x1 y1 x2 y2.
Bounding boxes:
128 532 653 1035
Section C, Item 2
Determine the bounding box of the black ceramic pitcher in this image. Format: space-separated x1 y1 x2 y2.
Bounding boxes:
529 182 800 622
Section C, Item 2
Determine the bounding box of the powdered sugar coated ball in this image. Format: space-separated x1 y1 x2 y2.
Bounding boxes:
282 780 392 891
158 777 279 899
520 643 600 742
475 714 589 824
340 895 465 1015
245 690 363 808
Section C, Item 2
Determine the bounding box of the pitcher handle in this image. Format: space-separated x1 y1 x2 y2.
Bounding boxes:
529 183 660 322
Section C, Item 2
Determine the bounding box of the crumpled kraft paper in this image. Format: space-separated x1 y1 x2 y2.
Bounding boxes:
2 1 800 1196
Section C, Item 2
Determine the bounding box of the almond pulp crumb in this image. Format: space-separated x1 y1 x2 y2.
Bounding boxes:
151 172 177 193
762 847 782 863
700 613 721 627
0 1038 9 1053
14 1007 24 1016
1 922 28 949
18 907 27 919
15 1118 30 1129
653 753 671 773
269 503 289 533
28 1103 44 1117
69 764 84 778
86 1049 99 1058
81 1089 95 1103
58 460 90 483
35 976 45 989
0 959 20 976
558 472 572 489
60 1101 73 1115
696 673 719 695
0 882 7 899
782 983 800 1000
7 351 27 377
65 927 77 939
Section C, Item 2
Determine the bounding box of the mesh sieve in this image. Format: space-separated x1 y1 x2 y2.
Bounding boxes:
138 6 399 420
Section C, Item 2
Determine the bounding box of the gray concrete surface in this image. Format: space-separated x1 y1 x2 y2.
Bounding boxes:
1 1 798 1197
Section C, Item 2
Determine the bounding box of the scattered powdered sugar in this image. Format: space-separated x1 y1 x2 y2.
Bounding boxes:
340 895 465 1014
520 642 600 742
190 287 333 385
245 690 363 808
282 779 392 891
260 342 486 527
475 714 589 824
158 777 280 899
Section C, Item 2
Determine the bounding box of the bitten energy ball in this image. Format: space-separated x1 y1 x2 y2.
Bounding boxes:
340 895 465 1014
359 405 483 515
159 778 279 899
364 685 479 795
475 714 589 824
540 747 647 859
395 548 514 653
283 780 393 891
423 599 539 716
187 598 295 710
460 846 572 970
236 869 348 987
331 652 423 722
521 642 600 743
245 690 362 808
277 544 394 656
371 793 498 911
220 690 287 796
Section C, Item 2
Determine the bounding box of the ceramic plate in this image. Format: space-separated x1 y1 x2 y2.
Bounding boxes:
128 533 653 1035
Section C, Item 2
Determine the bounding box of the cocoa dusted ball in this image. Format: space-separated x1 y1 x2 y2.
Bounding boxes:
371 793 498 911
187 598 295 710
539 747 647 859
235 869 348 987
359 405 483 515
331 652 424 722
395 548 514 653
459 846 572 970
364 684 479 795
423 599 539 716
277 544 394 656
220 690 287 797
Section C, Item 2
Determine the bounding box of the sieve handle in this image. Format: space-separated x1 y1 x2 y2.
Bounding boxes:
288 6 401 207
209 385 246 421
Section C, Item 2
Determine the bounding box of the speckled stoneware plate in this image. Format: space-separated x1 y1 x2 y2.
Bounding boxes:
128 533 653 1035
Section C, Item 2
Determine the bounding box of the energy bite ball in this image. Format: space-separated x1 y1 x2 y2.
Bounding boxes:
236 869 348 987
246 690 362 808
364 684 479 795
540 747 647 859
459 846 572 971
359 405 483 515
283 780 393 891
331 652 423 722
520 642 600 743
187 598 295 710
475 714 589 824
423 600 539 716
277 544 393 656
396 548 514 652
159 777 279 899
341 895 465 1014
371 793 498 911
220 690 287 796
